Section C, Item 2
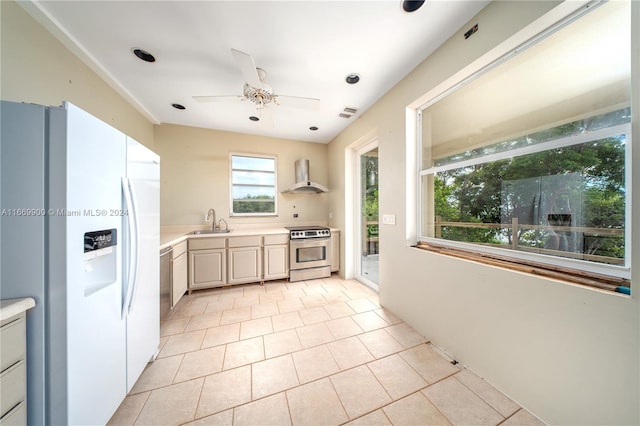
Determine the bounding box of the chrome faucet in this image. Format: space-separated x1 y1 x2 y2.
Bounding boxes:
206 208 217 230
218 218 228 231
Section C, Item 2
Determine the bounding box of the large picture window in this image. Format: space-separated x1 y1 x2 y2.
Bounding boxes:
417 1 632 290
230 154 277 216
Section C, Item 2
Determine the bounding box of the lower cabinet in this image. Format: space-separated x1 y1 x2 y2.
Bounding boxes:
186 232 291 292
331 230 340 272
1 312 28 426
264 234 289 280
227 246 262 284
188 237 226 292
171 241 188 306
227 236 262 285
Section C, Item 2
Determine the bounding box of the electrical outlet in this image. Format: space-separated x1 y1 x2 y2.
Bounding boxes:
293 213 299 218
382 214 396 225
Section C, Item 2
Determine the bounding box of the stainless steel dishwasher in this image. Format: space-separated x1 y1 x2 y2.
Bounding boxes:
159 246 173 321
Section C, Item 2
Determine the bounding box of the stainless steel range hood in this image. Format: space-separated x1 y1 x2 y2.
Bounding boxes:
282 159 328 194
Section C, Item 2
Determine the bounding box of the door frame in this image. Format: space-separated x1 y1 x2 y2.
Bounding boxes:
346 135 379 290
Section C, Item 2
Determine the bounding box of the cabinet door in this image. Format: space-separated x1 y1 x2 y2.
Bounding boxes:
228 246 262 284
189 248 226 290
331 231 340 272
172 252 188 306
264 244 288 281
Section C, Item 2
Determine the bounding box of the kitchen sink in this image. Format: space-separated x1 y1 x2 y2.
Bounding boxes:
190 229 231 235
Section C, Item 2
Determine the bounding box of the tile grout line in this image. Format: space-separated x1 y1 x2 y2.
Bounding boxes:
134 278 449 425
128 388 151 426
497 408 527 425
451 373 509 421
190 373 206 424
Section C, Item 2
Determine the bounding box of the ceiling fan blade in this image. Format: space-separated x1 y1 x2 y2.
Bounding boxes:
231 48 263 89
276 95 320 110
193 95 245 103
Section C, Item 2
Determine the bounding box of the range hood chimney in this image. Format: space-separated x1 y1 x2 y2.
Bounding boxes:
282 159 328 194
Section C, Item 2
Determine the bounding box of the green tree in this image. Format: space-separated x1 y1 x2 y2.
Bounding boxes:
433 135 626 262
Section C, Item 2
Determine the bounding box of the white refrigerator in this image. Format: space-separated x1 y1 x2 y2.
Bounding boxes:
0 101 160 425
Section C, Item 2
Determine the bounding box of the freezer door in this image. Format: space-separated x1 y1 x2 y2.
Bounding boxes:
49 102 128 425
124 136 160 392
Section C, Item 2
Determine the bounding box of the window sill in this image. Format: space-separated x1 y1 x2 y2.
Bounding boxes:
415 242 631 295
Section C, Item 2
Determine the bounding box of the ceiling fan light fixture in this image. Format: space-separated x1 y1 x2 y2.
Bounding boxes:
402 0 426 13
345 73 360 84
243 83 277 107
132 48 156 63
171 103 185 110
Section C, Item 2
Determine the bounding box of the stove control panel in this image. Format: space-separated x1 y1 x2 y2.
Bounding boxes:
290 229 331 239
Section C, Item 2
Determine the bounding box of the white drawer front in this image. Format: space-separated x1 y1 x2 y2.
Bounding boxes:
0 361 26 419
0 317 25 373
0 400 26 426
264 234 289 245
228 235 262 248
173 240 188 257
189 237 226 250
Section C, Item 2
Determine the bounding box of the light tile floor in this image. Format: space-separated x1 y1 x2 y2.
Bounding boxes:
109 276 545 426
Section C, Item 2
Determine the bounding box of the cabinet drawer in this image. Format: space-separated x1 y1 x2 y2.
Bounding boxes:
0 400 26 426
0 316 25 373
0 361 26 419
264 234 289 245
189 237 226 250
173 240 187 258
228 235 262 248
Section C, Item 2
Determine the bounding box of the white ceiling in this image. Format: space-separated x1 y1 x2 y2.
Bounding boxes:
22 0 489 143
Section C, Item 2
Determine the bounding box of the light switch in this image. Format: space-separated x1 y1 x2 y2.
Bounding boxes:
382 214 396 225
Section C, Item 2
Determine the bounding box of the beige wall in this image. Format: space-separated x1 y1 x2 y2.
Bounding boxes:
155 124 329 227
328 1 639 425
0 1 154 150
5 0 639 423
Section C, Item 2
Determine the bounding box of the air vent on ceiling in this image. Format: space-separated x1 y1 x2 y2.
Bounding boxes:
339 107 359 119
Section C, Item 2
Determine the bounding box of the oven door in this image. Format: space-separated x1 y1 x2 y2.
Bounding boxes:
290 237 331 270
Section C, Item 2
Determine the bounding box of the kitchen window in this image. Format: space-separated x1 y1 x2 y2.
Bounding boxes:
230 154 277 216
416 0 632 292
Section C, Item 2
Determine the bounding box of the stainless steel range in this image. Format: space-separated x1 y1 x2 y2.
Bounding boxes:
286 226 332 282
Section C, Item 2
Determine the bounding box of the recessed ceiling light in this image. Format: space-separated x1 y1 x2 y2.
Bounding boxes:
345 73 360 85
171 103 185 110
309 126 319 131
402 0 425 13
249 116 260 121
132 48 156 63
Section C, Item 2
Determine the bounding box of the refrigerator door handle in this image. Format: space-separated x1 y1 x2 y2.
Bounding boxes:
121 177 140 318
127 178 142 315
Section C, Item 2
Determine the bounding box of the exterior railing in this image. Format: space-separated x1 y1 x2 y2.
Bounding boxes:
363 220 379 256
434 216 624 265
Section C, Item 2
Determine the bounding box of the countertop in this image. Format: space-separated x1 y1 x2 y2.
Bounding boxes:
0 298 35 321
160 226 340 250
161 227 289 249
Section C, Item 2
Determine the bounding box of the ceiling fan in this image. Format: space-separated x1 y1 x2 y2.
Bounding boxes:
193 49 320 125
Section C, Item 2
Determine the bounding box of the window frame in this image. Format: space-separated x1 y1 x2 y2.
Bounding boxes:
229 153 278 217
414 1 633 286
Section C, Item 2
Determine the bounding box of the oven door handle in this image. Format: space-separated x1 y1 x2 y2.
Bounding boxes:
290 237 331 246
